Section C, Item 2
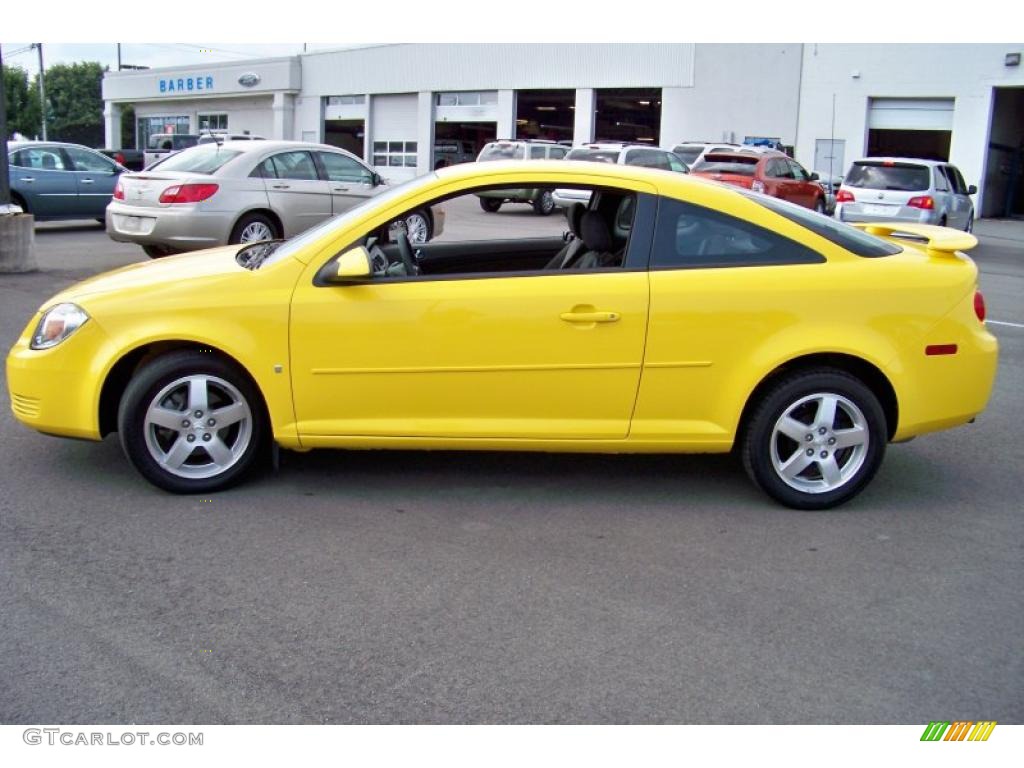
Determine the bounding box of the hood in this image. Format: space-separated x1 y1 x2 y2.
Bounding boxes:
47 245 247 307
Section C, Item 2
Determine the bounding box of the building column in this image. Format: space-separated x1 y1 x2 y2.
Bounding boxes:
416 91 434 175
104 101 123 149
574 89 595 145
496 89 516 140
272 93 295 141
363 94 373 162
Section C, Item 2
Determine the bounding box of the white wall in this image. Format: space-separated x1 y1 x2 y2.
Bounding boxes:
796 43 1024 215
660 44 803 149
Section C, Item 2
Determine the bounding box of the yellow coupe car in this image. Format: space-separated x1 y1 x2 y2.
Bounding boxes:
6 161 998 508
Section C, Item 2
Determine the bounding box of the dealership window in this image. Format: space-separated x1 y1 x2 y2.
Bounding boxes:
136 115 190 150
327 95 366 106
436 92 498 107
198 113 228 132
373 141 417 168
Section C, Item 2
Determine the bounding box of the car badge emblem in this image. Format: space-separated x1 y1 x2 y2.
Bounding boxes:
238 73 261 88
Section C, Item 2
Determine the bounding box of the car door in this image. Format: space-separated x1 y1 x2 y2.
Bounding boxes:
941 165 972 229
288 187 656 441
63 146 122 218
787 159 819 209
315 151 380 214
9 146 77 218
256 150 333 236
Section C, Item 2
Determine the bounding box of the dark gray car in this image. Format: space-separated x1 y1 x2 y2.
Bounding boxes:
7 141 125 221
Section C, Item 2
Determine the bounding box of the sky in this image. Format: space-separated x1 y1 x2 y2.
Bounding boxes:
0 44 370 78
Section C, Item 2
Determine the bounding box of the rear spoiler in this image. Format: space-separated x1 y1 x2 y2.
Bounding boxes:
850 222 977 256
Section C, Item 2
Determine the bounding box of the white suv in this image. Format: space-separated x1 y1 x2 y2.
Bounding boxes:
552 142 688 208
475 139 569 215
671 141 742 168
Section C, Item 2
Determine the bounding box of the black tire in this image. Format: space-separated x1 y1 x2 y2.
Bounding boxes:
939 216 948 228
814 197 826 215
965 212 974 233
479 198 502 213
142 245 177 258
229 212 279 245
740 368 887 510
11 193 28 214
532 189 555 216
404 209 433 244
117 350 268 494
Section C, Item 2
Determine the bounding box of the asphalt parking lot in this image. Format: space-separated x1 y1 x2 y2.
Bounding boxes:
1 200 1022 724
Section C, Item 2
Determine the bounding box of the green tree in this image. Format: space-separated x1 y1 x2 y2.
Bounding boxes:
2 64 41 138
33 61 106 147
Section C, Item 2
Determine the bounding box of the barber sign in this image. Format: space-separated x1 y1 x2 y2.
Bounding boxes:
159 75 214 94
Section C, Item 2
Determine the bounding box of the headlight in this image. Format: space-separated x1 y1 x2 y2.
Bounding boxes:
30 303 89 350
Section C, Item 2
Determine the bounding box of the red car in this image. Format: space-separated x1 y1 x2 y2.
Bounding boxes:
690 150 827 213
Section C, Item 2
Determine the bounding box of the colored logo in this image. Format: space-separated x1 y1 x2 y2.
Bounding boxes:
920 721 997 741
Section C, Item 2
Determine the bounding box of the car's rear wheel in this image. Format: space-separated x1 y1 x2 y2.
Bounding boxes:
479 198 502 213
230 213 278 245
117 350 267 493
740 368 887 510
532 189 555 216
404 210 432 244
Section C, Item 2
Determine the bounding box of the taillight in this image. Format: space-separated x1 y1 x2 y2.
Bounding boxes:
113 178 124 200
158 183 219 204
907 195 934 210
751 180 765 193
974 290 986 322
115 152 125 165
835 189 854 203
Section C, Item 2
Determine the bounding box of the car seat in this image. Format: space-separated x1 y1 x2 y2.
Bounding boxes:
545 203 587 269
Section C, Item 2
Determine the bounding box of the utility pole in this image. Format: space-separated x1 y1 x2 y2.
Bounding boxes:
117 43 122 71
33 43 46 141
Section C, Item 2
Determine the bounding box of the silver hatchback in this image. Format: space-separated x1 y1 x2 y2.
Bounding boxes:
107 140 442 257
834 157 976 231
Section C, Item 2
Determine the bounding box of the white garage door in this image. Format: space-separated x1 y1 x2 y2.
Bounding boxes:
868 98 954 131
371 93 420 182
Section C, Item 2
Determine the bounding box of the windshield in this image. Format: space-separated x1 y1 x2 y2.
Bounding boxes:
249 173 440 269
672 147 704 165
845 162 930 191
692 156 759 176
740 190 902 257
565 148 620 164
478 143 525 161
153 147 243 174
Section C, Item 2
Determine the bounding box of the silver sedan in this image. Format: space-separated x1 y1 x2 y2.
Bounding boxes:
107 140 442 258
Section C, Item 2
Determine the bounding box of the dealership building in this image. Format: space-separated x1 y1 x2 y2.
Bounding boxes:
102 43 1024 217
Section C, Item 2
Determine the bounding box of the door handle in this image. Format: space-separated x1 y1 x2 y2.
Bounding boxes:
20 177 35 183
560 311 621 324
332 187 350 192
80 178 94 185
271 184 291 190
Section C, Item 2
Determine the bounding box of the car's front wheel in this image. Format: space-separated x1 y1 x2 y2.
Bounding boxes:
479 198 502 213
142 245 179 259
404 210 432 244
814 197 826 215
740 368 887 510
532 189 555 216
117 350 267 493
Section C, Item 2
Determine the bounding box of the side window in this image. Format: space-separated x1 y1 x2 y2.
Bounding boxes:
64 146 117 173
667 153 687 173
252 157 278 179
529 145 546 159
949 166 968 194
319 152 372 183
652 197 825 269
788 160 810 181
14 147 68 171
626 149 670 170
934 166 950 192
549 146 567 159
269 151 319 181
765 159 785 178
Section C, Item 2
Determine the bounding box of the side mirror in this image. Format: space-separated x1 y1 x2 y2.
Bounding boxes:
326 245 372 284
809 171 820 181
967 184 977 195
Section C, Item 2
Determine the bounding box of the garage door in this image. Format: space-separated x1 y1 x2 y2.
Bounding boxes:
371 93 420 181
868 98 954 131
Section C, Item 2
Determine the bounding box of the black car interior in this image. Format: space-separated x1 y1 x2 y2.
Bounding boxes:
366 188 637 279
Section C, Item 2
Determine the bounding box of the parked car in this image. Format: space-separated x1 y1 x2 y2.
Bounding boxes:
834 158 976 231
690 150 827 213
552 142 689 208
196 132 266 145
98 148 145 172
107 140 442 258
143 133 200 168
8 161 997 508
475 139 569 214
671 141 742 168
7 141 127 221
433 140 476 169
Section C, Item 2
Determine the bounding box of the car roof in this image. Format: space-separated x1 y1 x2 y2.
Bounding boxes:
7 140 96 151
190 139 359 156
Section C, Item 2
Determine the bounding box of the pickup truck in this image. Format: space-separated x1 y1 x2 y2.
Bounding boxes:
98 148 145 171
143 133 199 168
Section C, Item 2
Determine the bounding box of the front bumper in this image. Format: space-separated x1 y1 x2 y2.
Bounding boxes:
106 201 232 251
7 316 109 441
